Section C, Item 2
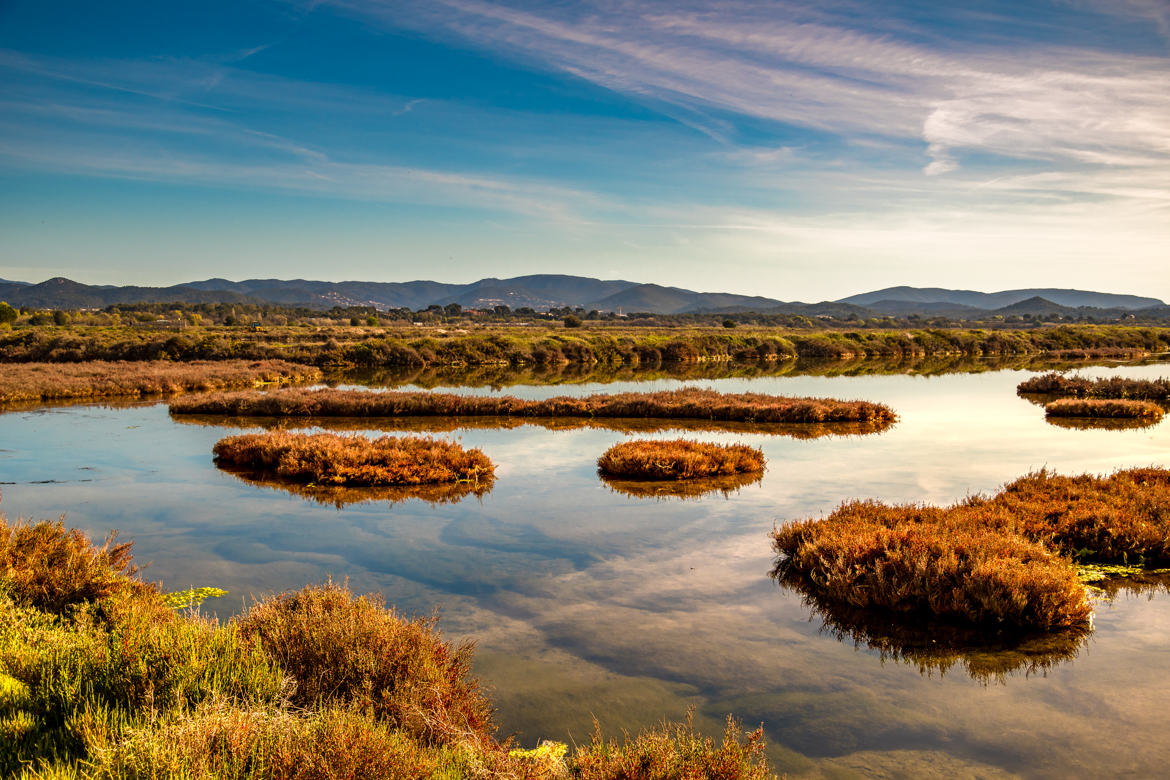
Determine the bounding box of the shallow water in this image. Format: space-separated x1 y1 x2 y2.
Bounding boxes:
2 361 1170 778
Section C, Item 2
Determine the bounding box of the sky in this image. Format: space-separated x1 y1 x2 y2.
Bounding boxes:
0 0 1167 302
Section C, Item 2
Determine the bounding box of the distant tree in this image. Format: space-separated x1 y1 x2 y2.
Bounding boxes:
0 301 16 324
349 317 361 326
563 314 582 328
722 319 737 328
365 316 378 326
444 303 462 317
52 310 69 326
28 312 53 326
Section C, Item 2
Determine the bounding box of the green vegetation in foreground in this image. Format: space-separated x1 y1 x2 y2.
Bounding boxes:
772 468 1170 632
0 516 775 780
1 321 1167 368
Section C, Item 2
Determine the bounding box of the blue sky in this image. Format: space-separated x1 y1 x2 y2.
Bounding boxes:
1 0 1167 301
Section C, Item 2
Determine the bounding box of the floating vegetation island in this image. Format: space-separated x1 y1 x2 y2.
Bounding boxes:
212 432 494 487
1018 372 1170 401
598 439 765 481
173 387 897 426
772 468 1170 633
1044 398 1164 423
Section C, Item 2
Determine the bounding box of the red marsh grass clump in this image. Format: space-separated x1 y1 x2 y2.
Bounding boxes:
172 386 897 425
0 359 320 404
772 467 1170 631
212 432 494 487
1044 398 1164 422
598 439 765 480
1018 372 1170 400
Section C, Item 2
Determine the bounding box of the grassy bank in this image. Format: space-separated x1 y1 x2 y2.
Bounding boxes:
1044 398 1165 422
0 360 320 404
1018 372 1170 400
598 439 765 480
172 387 896 425
772 468 1170 632
212 432 494 487
3 322 1168 368
0 517 775 779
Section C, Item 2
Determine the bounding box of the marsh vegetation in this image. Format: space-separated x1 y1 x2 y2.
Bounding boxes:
212 432 495 487
597 439 765 480
771 468 1170 632
173 387 897 426
1018 372 1170 400
0 360 319 404
1044 398 1164 422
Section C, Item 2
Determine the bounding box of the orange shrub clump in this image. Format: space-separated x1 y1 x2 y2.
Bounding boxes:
598 439 764 480
1044 398 1164 422
773 467 1170 631
173 386 896 425
212 432 493 487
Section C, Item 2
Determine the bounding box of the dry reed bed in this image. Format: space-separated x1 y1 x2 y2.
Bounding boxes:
1044 398 1164 421
212 432 494 487
772 468 1170 632
1018 372 1170 400
0 516 776 778
0 359 320 404
598 439 765 480
172 386 897 425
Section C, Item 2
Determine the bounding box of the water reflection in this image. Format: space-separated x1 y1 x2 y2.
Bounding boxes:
214 465 493 509
333 353 1155 390
173 413 892 439
1045 415 1162 431
773 563 1089 683
600 471 763 501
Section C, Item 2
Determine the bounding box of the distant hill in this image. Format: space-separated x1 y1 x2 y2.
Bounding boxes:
839 286 1163 311
0 275 1163 317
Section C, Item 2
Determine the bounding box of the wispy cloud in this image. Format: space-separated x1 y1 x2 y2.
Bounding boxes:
328 0 1170 191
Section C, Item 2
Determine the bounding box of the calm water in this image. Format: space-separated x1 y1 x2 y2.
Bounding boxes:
2 361 1169 778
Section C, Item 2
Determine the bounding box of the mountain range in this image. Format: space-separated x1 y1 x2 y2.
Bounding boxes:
0 275 1164 318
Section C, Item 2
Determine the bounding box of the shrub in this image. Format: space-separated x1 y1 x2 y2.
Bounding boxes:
237 581 496 752
568 713 774 780
563 315 582 328
212 432 495 487
0 517 138 615
598 439 764 480
1018 372 1170 401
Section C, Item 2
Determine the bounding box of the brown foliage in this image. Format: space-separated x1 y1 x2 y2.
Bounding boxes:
237 581 497 753
568 714 775 780
597 439 765 480
174 386 897 425
1044 398 1164 421
1018 372 1170 400
772 501 1091 631
0 360 320 404
0 515 141 614
212 432 495 487
772 467 1170 631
